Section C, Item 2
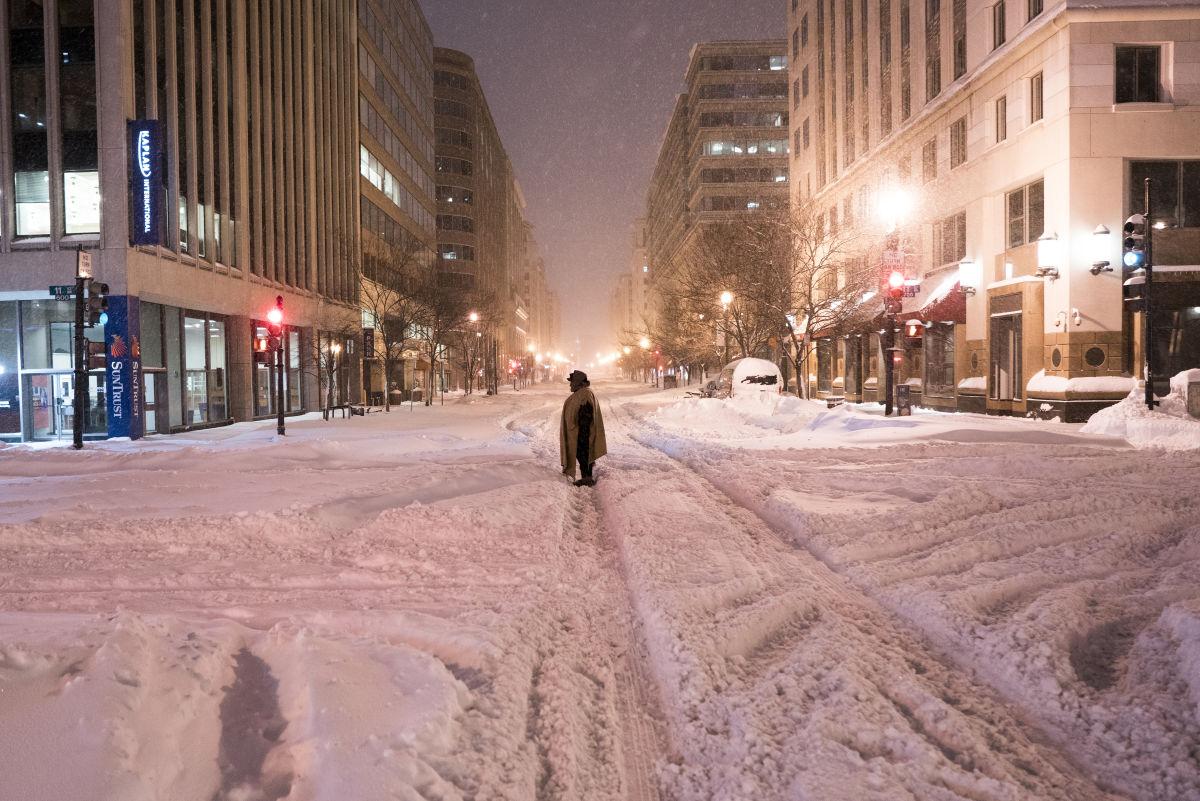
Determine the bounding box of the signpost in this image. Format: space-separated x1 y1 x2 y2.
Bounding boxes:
49 284 76 300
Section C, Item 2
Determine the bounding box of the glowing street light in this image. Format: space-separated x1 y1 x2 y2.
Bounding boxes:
876 186 914 232
639 337 650 350
468 310 480 323
719 290 733 308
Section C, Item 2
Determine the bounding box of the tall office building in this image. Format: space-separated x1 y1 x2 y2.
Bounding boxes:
0 0 360 442
433 47 560 372
789 0 1200 419
357 0 437 400
644 41 790 314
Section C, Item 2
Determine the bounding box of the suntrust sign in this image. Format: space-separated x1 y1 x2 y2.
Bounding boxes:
106 296 144 441
127 120 163 246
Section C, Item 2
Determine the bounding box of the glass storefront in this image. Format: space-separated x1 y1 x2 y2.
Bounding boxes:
13 299 106 440
139 302 230 431
252 323 304 418
0 298 304 440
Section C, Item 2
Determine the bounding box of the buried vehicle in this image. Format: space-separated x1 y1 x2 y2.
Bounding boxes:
703 357 784 398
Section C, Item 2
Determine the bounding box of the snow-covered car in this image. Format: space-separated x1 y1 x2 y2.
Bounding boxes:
716 358 784 398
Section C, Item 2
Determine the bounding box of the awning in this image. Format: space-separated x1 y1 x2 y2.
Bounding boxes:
902 274 966 324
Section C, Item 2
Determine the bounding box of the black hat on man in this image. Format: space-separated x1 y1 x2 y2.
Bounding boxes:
567 370 589 385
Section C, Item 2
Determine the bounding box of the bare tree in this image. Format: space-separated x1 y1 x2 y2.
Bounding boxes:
418 270 472 406
308 298 361 419
764 203 878 399
360 235 431 411
452 291 502 395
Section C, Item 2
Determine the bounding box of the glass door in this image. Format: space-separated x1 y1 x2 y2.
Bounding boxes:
24 373 106 440
990 314 1023 401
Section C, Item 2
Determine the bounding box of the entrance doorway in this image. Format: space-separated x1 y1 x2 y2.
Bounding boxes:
24 372 107 440
990 314 1023 402
143 371 171 435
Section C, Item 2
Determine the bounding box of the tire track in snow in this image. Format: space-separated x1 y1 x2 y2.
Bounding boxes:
512 399 669 801
602 397 1126 800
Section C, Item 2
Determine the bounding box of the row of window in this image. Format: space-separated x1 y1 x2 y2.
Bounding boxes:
696 82 789 100
698 195 786 212
9 2 99 238
436 184 474 204
435 156 473 176
699 55 787 72
436 127 472 148
702 139 789 157
698 111 787 129
360 95 435 199
361 196 429 253
435 98 472 120
434 69 470 91
799 0 1051 186
358 0 432 123
360 45 434 166
439 243 475 261
699 167 789 185
437 213 474 233
360 146 434 233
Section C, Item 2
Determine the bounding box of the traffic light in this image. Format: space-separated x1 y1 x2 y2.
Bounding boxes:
1122 214 1146 270
87 340 107 370
886 270 905 314
266 295 284 336
87 282 109 327
1122 214 1147 311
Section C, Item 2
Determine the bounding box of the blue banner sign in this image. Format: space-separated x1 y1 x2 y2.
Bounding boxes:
105 296 144 440
128 120 163 246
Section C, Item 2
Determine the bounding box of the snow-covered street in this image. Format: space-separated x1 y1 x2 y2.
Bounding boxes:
1 383 1198 801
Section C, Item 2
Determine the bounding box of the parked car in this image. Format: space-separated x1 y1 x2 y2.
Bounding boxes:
715 358 784 398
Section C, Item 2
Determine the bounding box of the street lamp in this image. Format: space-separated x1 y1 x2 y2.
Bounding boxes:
875 187 913 417
468 310 480 323
719 291 734 365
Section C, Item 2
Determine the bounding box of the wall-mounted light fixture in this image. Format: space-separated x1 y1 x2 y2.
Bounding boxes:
1036 231 1060 279
1090 224 1113 275
958 258 981 296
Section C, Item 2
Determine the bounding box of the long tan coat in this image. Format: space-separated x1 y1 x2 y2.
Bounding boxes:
560 387 607 478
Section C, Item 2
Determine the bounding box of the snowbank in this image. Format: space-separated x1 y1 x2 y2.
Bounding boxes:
1080 370 1200 449
1026 370 1136 396
649 393 822 439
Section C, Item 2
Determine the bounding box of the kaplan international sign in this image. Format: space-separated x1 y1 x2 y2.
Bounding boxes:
128 120 163 246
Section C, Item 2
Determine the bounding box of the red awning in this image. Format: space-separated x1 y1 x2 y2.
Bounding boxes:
902 276 966 324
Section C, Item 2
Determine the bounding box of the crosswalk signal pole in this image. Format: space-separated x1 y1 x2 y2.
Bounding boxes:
1142 178 1159 412
73 273 87 449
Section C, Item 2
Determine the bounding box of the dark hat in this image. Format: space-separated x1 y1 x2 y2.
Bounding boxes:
567 370 589 384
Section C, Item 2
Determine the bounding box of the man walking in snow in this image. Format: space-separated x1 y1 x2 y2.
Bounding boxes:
560 370 607 487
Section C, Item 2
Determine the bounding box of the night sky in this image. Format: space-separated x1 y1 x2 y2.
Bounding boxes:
423 0 785 362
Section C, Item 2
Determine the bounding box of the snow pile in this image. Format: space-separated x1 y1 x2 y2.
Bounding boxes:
649 393 821 438
1026 370 1136 396
1081 370 1200 449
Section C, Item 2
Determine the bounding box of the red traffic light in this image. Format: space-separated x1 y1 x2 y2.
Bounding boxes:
266 307 283 327
887 270 905 289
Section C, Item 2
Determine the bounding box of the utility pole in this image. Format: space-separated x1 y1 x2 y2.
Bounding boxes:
73 271 87 449
1142 177 1159 411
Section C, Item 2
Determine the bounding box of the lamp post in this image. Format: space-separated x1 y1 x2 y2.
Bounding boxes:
876 187 913 416
719 290 733 365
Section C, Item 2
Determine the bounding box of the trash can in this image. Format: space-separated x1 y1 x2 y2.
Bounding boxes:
895 384 913 416
663 375 678 389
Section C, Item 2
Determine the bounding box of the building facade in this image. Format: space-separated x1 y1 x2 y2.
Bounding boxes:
433 47 560 385
0 0 360 442
358 0 437 402
789 0 1200 419
644 41 790 326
